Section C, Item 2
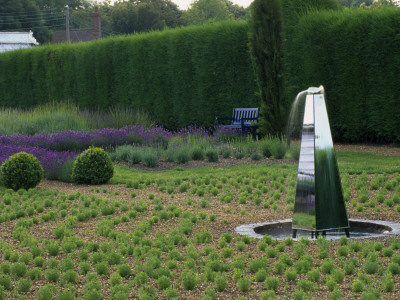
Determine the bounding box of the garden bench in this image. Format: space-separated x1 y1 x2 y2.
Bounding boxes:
216 107 259 140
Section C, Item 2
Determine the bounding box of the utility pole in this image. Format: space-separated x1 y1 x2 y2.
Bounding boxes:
66 6 70 43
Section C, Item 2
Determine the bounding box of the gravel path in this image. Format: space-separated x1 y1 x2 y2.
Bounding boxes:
335 144 400 156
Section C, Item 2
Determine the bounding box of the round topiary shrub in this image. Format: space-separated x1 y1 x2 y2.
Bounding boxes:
0 152 43 190
72 147 114 184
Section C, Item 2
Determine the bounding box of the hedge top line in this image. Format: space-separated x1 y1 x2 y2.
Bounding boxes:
0 20 249 58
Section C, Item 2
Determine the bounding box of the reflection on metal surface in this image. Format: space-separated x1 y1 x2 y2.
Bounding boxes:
292 87 349 233
293 95 316 230
293 95 315 230
314 94 349 230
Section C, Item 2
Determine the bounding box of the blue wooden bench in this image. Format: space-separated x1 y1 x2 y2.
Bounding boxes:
216 107 259 139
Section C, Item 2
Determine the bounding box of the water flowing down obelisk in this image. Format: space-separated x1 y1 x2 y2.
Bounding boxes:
292 86 349 238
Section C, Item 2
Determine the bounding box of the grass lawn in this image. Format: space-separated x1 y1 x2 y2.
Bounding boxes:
0 151 400 299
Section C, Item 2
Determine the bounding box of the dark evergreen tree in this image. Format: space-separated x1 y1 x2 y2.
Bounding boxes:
248 0 286 136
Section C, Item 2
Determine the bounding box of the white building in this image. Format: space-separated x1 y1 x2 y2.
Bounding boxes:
0 31 39 53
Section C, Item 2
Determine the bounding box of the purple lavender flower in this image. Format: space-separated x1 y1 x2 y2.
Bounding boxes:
0 145 77 178
175 125 210 138
0 125 241 155
0 126 175 151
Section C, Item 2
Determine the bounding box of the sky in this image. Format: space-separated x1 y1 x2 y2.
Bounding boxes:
172 0 253 9
95 0 253 10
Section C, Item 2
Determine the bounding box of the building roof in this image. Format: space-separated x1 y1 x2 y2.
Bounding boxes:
52 7 101 44
53 29 96 43
0 31 39 53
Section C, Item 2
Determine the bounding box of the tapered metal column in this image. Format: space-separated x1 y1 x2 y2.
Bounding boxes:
292 87 349 237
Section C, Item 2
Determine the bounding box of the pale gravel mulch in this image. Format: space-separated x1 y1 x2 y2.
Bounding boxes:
335 144 400 156
116 144 400 173
2 144 399 299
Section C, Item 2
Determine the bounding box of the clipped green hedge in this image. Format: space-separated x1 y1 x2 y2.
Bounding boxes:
288 8 400 143
2 6 400 143
0 21 258 129
281 0 341 101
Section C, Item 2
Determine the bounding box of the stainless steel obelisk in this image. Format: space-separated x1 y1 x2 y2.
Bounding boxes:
292 86 349 238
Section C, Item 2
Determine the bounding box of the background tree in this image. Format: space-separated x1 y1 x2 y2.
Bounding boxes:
35 0 88 10
110 1 163 34
183 0 234 25
248 0 286 136
35 0 93 31
1 0 244 43
64 1 115 37
223 0 248 20
110 0 183 34
152 0 184 28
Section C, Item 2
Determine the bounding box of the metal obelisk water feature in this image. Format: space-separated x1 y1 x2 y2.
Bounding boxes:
292 86 349 238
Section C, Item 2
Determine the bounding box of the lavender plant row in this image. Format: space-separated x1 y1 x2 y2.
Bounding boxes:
0 126 174 152
0 125 235 152
0 145 77 178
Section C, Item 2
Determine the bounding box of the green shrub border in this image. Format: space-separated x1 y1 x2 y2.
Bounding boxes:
0 22 258 130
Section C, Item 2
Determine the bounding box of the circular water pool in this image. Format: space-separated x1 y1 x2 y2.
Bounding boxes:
235 219 400 240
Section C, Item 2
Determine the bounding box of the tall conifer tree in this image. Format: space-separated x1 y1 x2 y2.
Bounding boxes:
248 0 286 136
